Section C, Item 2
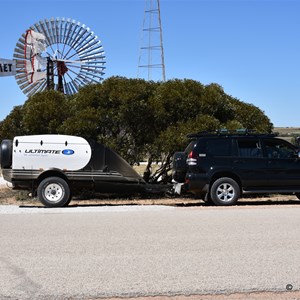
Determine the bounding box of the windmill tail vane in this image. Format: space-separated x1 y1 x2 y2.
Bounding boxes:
24 30 47 84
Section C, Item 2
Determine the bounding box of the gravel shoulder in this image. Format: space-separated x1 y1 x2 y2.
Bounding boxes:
1 179 300 207
104 291 300 300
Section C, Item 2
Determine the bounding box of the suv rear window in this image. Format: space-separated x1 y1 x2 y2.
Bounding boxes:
205 139 231 156
185 141 196 154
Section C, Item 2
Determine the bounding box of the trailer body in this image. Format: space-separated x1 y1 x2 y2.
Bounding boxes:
0 135 146 207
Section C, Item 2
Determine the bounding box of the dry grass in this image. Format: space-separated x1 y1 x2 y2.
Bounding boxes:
1 185 300 208
275 127 300 135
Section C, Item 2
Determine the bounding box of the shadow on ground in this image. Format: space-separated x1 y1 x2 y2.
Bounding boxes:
17 196 300 209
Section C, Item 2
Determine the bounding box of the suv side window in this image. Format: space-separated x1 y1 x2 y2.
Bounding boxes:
237 139 262 158
263 139 296 159
205 139 231 156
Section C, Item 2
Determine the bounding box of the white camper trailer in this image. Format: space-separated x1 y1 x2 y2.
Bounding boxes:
0 135 147 207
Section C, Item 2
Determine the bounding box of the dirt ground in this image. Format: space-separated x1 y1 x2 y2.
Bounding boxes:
97 290 300 300
1 185 300 208
99 290 300 300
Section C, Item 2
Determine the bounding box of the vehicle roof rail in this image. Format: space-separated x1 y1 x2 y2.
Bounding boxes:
187 129 278 139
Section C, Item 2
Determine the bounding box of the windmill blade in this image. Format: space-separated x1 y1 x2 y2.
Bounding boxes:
67 64 105 75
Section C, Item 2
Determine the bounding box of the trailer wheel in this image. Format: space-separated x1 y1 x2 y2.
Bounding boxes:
37 177 71 207
0 140 12 169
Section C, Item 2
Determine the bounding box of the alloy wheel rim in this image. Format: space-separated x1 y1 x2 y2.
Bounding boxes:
216 183 235 202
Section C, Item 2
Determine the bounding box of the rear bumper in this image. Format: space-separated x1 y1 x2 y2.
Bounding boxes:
184 173 209 195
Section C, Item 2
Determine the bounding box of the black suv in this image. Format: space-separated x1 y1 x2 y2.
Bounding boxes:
172 131 300 206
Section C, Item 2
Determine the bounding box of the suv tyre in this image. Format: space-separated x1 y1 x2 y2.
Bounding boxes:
210 177 240 206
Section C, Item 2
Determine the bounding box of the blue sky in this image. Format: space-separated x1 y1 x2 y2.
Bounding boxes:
0 0 299 127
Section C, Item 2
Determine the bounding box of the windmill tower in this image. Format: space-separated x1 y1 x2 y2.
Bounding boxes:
138 0 166 81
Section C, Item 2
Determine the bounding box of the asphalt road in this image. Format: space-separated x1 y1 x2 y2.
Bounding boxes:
1 204 300 299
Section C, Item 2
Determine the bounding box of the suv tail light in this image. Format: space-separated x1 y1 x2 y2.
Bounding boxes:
187 151 197 166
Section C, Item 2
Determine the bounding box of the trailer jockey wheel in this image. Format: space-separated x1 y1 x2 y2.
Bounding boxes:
37 177 71 207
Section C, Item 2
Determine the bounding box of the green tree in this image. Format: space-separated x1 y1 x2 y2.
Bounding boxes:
60 77 157 164
22 90 68 134
150 79 205 129
202 83 235 123
0 77 273 184
0 106 24 140
230 99 273 132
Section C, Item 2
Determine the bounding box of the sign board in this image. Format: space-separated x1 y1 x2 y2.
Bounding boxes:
0 58 16 77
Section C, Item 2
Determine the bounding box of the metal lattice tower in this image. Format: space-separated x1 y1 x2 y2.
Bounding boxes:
138 0 166 81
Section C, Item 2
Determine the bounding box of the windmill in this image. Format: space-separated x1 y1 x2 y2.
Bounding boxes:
7 17 106 96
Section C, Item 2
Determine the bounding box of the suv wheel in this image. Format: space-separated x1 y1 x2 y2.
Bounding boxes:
210 177 240 206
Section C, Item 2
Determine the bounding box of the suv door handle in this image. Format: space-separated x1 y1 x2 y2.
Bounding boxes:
234 160 243 164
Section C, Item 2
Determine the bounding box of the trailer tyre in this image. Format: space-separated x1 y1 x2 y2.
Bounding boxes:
37 177 71 207
0 140 12 169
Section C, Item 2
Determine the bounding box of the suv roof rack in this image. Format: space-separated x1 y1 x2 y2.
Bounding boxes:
187 129 278 139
